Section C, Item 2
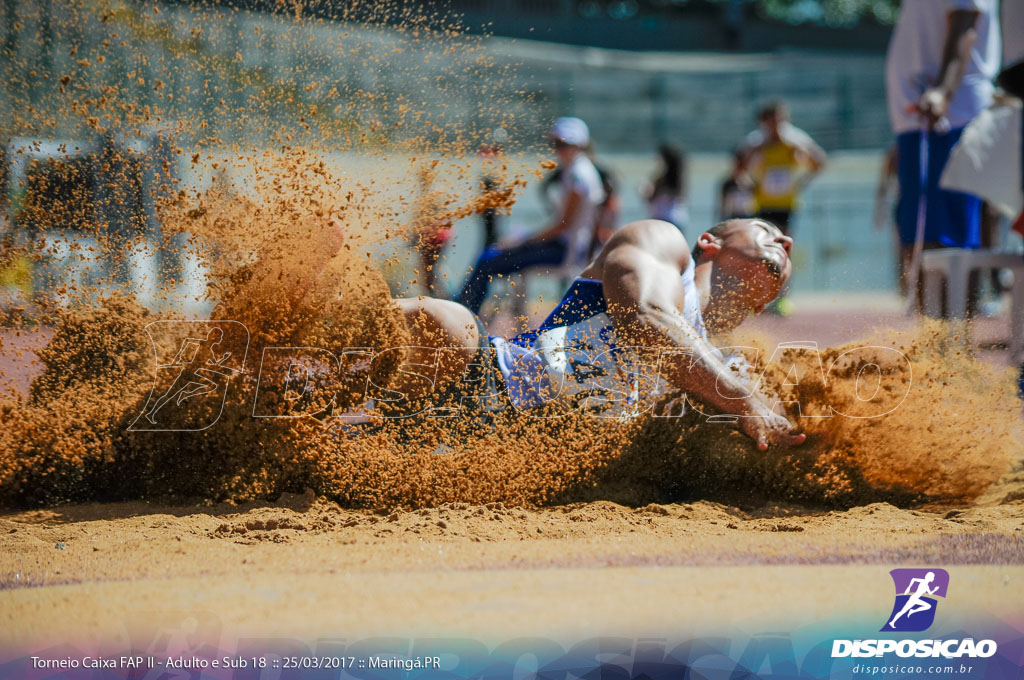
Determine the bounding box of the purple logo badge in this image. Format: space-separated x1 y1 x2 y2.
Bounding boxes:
881 568 949 632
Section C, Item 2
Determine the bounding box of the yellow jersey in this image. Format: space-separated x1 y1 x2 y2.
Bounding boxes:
751 138 804 211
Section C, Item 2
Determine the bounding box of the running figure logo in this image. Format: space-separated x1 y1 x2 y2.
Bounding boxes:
881 568 950 632
129 321 249 431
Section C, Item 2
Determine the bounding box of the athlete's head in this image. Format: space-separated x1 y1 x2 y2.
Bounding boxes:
692 218 793 328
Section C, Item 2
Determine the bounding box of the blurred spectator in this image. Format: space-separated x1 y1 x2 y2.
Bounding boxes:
458 117 604 314
885 0 999 283
937 1 1022 314
643 144 688 235
590 162 620 259
410 163 453 297
719 147 756 222
1003 0 1024 386
743 100 827 235
539 157 619 259
741 100 826 315
0 141 8 252
0 143 29 300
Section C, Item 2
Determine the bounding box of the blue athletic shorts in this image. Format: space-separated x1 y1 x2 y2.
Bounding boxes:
896 127 981 248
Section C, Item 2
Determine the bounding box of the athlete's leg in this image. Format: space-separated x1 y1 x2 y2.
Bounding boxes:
394 297 481 400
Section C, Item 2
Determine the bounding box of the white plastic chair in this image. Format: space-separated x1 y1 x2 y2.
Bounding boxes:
920 248 1024 359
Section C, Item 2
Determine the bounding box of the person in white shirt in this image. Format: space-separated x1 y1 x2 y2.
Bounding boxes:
740 101 827 235
939 0 1023 237
456 117 605 314
885 0 1000 263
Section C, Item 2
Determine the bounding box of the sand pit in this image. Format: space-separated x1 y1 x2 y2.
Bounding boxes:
4 227 1023 671
3 297 1023 654
2 286 1020 509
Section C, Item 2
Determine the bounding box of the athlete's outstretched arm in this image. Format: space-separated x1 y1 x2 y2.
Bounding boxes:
600 221 804 450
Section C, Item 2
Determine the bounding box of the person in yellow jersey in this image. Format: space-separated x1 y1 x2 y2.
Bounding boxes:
744 101 827 234
743 101 827 314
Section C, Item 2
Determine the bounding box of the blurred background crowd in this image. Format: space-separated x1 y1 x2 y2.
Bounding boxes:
0 0 1021 329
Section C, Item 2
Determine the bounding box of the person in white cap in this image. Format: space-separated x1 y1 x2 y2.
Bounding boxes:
456 116 605 314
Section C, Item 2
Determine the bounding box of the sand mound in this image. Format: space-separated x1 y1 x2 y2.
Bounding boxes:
588 326 1019 508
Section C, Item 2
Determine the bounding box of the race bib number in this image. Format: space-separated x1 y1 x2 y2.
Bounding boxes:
762 167 794 197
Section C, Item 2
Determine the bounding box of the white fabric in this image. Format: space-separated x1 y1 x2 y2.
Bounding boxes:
1004 0 1024 67
558 154 606 269
940 103 1023 217
886 0 1001 135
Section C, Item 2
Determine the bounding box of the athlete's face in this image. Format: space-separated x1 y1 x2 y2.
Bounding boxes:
716 219 793 311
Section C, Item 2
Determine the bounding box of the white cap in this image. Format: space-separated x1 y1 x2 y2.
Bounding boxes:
548 117 590 147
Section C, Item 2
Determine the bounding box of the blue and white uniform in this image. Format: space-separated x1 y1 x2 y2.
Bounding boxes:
490 263 708 418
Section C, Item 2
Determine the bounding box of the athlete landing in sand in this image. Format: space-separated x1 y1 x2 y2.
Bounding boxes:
393 217 806 451
242 215 805 450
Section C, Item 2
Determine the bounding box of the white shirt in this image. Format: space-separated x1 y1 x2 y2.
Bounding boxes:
558 154 605 269
886 0 1001 134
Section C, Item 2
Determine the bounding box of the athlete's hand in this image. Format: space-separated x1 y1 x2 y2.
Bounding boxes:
739 400 806 451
